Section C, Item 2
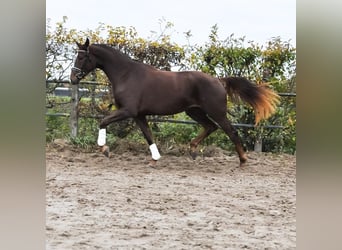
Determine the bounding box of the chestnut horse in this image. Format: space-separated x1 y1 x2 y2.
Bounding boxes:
70 38 279 166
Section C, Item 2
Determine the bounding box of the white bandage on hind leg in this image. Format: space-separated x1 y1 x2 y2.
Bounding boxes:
97 128 106 146
149 143 161 160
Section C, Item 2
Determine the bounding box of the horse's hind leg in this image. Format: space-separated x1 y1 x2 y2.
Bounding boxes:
212 116 247 166
185 107 218 159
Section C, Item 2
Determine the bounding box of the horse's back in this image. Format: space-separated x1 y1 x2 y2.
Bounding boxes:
133 67 227 115
177 71 226 97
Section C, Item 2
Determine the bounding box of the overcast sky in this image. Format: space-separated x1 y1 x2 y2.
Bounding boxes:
46 0 296 47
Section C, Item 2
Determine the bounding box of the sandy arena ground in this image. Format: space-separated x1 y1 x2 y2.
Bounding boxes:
46 140 296 249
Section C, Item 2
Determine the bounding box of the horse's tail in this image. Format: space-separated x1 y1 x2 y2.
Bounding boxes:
219 77 280 125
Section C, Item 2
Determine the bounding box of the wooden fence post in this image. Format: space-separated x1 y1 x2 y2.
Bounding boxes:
254 126 263 152
90 71 96 111
254 136 263 152
70 84 79 138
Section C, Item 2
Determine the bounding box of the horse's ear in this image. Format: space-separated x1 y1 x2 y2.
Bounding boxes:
76 41 82 48
85 38 90 48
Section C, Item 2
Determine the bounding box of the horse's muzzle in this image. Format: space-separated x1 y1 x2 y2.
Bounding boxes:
69 74 80 85
70 67 86 85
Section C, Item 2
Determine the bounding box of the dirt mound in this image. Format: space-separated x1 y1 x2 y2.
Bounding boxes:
46 142 296 249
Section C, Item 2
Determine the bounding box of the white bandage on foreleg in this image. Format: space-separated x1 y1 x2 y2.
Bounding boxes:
149 143 161 160
97 128 106 146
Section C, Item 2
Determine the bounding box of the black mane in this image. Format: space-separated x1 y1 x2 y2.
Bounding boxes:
92 44 133 62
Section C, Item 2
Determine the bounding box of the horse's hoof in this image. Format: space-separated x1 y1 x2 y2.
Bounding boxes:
148 159 158 168
100 145 110 158
239 158 247 167
190 151 197 160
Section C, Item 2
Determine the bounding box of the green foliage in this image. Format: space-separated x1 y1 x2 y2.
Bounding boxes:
46 17 78 80
46 18 296 154
188 25 262 78
152 113 200 145
69 134 96 149
46 115 70 142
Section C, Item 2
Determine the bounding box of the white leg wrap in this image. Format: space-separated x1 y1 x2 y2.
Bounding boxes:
97 128 106 146
149 143 161 160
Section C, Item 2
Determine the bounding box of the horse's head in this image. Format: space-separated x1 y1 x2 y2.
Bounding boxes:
70 38 96 85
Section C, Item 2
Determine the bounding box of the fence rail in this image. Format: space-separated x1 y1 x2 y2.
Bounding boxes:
46 79 295 127
45 113 286 129
46 79 296 97
46 80 295 152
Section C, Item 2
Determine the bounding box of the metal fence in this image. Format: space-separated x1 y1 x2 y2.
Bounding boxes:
46 80 296 151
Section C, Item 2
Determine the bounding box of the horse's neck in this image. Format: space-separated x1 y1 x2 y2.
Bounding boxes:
94 46 131 85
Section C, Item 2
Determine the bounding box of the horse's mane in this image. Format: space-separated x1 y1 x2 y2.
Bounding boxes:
92 44 133 63
91 44 162 71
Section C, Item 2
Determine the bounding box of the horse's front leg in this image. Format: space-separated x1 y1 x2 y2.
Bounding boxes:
134 116 161 167
97 109 131 157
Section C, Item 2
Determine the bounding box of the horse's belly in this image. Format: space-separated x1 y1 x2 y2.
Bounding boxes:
141 96 189 115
